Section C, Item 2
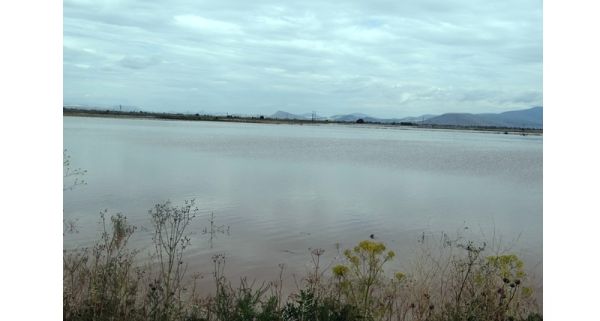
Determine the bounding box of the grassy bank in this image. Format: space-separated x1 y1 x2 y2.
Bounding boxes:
63 200 542 321
63 107 543 136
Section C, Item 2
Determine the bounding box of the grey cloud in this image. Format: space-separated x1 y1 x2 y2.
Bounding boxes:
64 0 542 117
119 55 161 69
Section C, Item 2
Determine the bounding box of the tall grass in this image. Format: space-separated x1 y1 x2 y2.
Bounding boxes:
63 200 541 321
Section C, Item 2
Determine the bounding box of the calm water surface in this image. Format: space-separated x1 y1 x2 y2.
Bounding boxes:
64 116 542 289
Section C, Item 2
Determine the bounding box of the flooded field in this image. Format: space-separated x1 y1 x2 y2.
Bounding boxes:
64 116 542 292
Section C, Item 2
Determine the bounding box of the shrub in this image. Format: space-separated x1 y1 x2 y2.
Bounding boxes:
64 205 542 321
330 240 397 320
63 211 142 321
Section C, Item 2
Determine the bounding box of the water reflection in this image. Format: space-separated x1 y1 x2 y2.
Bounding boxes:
63 116 542 289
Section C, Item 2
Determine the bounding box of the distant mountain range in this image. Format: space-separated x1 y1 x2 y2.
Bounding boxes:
66 104 542 129
271 107 542 129
330 113 386 123
272 111 436 123
423 107 542 128
271 110 328 120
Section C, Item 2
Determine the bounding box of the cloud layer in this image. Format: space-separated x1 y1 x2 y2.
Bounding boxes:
64 0 542 117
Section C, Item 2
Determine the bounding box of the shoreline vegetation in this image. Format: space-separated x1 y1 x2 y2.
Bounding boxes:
64 199 542 321
63 107 543 136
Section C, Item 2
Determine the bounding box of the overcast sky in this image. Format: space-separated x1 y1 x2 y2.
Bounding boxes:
64 0 542 118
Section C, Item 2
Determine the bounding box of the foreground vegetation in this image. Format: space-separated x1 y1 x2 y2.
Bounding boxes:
63 201 542 321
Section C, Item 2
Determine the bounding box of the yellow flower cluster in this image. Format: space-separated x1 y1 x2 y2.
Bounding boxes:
486 254 526 279
355 240 387 254
394 272 406 281
342 240 396 266
332 264 350 277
